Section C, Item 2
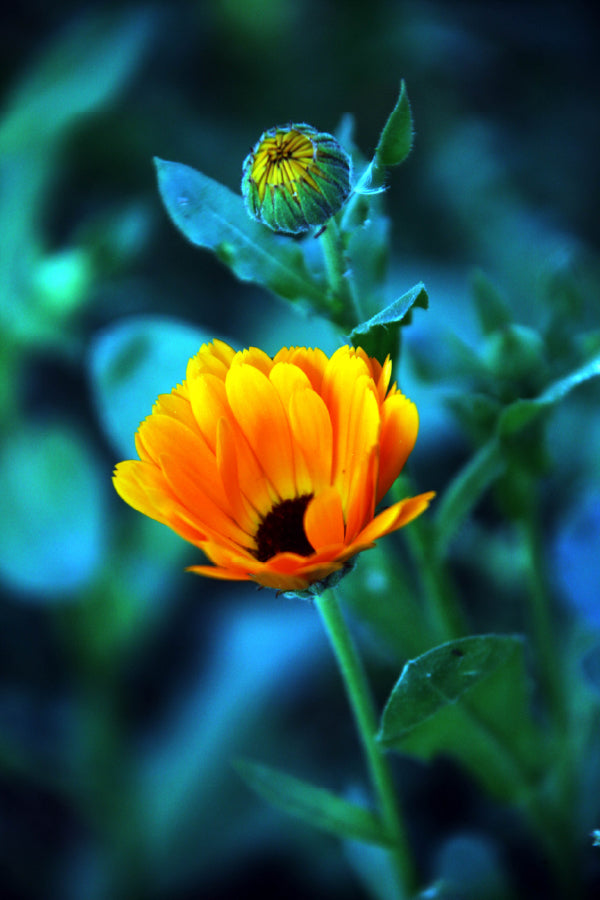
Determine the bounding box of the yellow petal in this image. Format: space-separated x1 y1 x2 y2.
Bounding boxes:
288 387 333 494
226 362 296 500
216 416 258 535
113 461 207 543
272 346 329 391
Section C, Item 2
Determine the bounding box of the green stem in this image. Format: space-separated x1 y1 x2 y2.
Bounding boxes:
319 218 365 326
314 588 417 897
519 507 566 732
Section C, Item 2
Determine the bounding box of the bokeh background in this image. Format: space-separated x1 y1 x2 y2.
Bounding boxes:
1 2 599 898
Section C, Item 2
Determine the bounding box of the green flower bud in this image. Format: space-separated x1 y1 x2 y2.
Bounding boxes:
241 124 351 234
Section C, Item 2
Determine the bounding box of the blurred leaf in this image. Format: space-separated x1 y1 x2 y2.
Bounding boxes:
0 422 108 599
235 758 393 848
379 636 544 803
0 11 155 150
88 315 218 458
445 393 502 444
378 636 519 742
0 10 155 342
374 80 414 170
154 159 328 310
434 833 511 900
349 282 428 363
499 350 600 436
470 269 512 336
436 350 600 555
434 440 505 557
137 603 325 890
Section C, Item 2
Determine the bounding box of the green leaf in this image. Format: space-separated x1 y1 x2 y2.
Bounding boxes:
470 269 512 336
154 158 327 310
435 351 600 556
234 758 393 848
378 636 519 742
378 636 544 802
349 282 428 363
499 350 600 437
374 80 414 169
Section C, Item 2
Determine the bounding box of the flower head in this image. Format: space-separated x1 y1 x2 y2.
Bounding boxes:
113 340 433 595
242 124 351 234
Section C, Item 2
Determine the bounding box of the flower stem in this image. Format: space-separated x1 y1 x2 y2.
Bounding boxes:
314 588 417 897
319 218 365 326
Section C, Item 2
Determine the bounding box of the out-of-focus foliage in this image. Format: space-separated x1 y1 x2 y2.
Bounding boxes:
1 2 599 900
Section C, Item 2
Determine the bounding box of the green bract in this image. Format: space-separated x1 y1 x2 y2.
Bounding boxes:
241 123 352 234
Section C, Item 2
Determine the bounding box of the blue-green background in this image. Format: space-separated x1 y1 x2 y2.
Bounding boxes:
1 2 598 899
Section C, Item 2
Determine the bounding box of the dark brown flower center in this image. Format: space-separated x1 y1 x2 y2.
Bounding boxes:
253 494 314 562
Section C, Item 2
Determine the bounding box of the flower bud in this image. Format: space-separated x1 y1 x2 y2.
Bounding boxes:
241 124 351 234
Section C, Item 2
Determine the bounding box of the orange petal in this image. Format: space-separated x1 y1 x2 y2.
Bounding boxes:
159 450 252 548
350 491 435 549
269 363 314 496
187 565 252 581
377 392 419 503
344 443 378 542
304 486 345 549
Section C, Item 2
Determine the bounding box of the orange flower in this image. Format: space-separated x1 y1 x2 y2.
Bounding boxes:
113 340 434 594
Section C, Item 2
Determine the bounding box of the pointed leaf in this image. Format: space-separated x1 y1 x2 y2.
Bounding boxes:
154 158 327 309
378 636 544 802
375 80 414 169
470 269 512 336
378 636 519 743
234 758 393 848
349 282 428 363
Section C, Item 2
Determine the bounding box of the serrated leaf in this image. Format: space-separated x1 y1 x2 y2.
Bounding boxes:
499 350 600 436
234 758 393 848
375 80 414 169
154 158 327 310
349 282 428 363
378 636 544 803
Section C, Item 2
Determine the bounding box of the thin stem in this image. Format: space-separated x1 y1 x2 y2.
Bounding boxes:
319 218 365 326
314 588 417 897
519 507 566 732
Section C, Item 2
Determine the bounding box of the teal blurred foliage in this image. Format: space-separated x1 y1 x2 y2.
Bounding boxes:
0 2 599 900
